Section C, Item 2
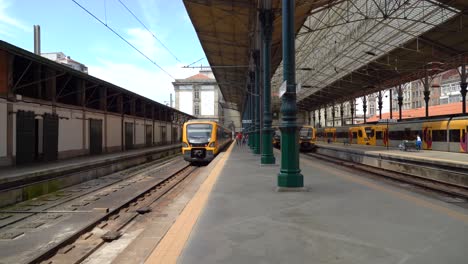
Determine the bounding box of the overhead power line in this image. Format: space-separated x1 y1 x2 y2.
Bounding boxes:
71 0 175 79
117 0 182 63
185 57 205 67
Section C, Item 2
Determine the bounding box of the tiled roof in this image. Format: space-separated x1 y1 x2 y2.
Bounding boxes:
367 102 466 122
186 73 210 80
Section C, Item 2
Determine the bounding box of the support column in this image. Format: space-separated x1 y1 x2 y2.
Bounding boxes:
460 64 467 114
340 103 344 126
253 51 261 154
46 69 57 113
246 92 253 147
278 0 303 188
324 107 328 127
248 84 254 149
318 109 322 127
260 6 275 164
332 104 335 127
398 84 403 121
350 100 355 125
363 96 367 124
378 90 383 119
312 110 316 127
423 74 430 117
389 89 393 119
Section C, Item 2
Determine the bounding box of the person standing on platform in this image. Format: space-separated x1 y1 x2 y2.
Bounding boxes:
236 132 243 146
416 133 422 151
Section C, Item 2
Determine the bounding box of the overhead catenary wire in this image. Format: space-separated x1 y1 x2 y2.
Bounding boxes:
185 57 205 67
117 0 182 63
71 0 175 79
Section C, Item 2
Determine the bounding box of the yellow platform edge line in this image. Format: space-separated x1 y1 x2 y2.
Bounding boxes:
145 142 235 264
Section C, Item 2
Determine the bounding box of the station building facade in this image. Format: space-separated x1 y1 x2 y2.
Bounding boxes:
0 41 191 167
173 69 241 132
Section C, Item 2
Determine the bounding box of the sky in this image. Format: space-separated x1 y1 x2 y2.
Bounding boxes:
0 0 205 105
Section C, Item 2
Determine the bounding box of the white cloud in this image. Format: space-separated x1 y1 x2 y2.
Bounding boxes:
0 0 30 35
88 59 199 106
127 27 161 60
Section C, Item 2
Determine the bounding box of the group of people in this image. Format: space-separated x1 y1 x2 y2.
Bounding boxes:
236 132 248 146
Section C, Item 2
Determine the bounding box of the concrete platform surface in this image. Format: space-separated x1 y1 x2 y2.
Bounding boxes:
179 145 468 264
315 141 468 167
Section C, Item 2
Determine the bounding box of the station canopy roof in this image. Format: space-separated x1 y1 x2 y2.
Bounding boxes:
184 0 468 112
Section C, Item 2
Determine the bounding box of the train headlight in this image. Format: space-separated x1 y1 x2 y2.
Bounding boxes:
182 142 189 148
209 142 216 147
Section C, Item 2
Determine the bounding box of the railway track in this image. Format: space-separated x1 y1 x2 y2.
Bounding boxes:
0 156 198 264
303 152 468 201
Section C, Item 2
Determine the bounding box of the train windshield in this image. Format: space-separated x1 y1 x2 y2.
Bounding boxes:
300 128 312 137
187 124 213 143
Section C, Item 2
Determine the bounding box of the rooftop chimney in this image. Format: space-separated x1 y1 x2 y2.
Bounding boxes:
34 25 41 55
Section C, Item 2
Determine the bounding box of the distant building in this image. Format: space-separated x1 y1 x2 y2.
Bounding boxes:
440 69 463 104
173 69 241 131
41 52 88 73
390 69 462 113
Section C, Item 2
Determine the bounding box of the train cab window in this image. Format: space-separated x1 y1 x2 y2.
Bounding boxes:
300 128 312 137
187 124 213 142
358 130 363 138
449 129 461 142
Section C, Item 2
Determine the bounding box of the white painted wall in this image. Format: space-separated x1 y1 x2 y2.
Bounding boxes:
0 99 7 158
135 119 145 145
107 115 121 148
57 109 83 152
201 90 214 115
179 91 193 115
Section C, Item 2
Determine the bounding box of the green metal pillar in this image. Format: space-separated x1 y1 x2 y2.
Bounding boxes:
247 91 253 147
278 0 303 188
248 84 254 149
260 7 275 164
252 60 261 154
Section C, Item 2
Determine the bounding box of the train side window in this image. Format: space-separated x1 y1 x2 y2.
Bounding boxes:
404 128 411 140
352 132 357 138
449 129 460 142
376 131 383 139
358 130 363 138
432 130 447 141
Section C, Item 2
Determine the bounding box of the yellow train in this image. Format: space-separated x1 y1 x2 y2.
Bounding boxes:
315 116 468 153
299 126 317 151
182 120 232 163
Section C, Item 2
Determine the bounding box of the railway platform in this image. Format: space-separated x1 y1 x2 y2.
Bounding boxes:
313 141 468 191
147 143 468 264
0 144 181 207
